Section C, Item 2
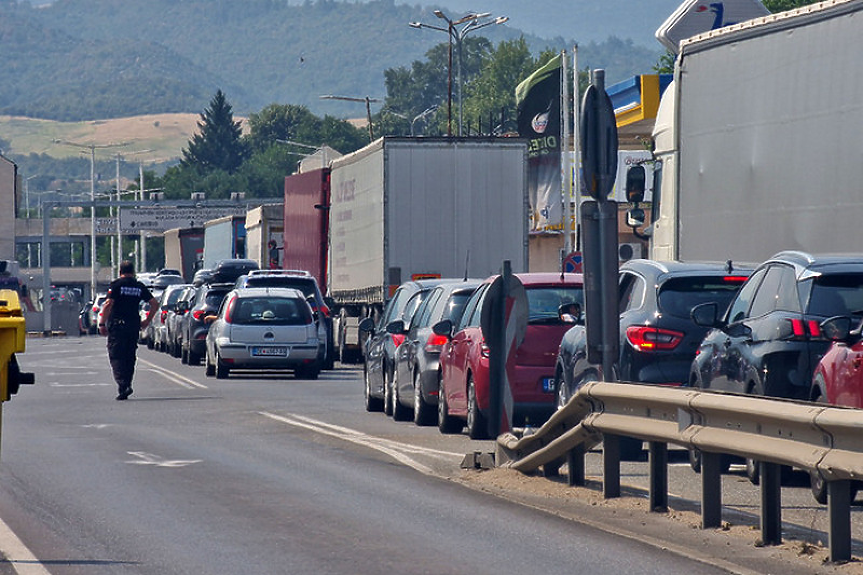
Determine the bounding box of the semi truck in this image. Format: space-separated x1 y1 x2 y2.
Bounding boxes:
633 0 863 262
245 204 284 270
202 216 247 270
163 227 204 282
284 137 530 362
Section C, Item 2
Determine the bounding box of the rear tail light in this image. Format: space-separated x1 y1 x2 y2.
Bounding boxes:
788 318 824 340
391 334 406 347
481 342 491 358
192 310 206 321
320 305 331 318
424 333 448 353
160 310 168 321
626 326 684 351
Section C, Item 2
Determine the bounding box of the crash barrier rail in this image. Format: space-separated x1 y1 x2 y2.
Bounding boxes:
495 381 863 562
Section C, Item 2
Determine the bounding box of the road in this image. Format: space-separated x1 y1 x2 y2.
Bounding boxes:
0 337 856 574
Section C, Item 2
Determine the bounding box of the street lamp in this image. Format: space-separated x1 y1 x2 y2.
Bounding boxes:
411 105 439 136
24 175 38 218
410 11 508 136
319 94 381 142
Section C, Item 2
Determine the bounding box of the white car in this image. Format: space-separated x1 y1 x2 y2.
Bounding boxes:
205 288 322 380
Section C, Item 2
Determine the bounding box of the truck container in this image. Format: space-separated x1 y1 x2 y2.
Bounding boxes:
163 227 204 282
283 168 329 289
245 204 284 270
325 137 529 361
202 216 246 270
638 0 863 262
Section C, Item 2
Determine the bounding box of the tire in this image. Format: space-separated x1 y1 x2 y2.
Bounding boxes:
690 449 733 474
746 458 760 485
295 363 321 380
205 352 215 377
364 367 384 412
146 337 154 350
188 350 201 366
554 368 569 411
181 346 189 364
215 354 229 379
466 375 489 440
438 384 463 434
392 372 411 421
383 367 394 417
413 370 435 426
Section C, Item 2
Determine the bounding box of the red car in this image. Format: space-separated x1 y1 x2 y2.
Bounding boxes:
435 273 584 439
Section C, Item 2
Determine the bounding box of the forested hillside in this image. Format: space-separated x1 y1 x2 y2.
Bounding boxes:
0 0 662 121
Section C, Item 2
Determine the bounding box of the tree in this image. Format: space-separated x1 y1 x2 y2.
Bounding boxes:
181 90 247 174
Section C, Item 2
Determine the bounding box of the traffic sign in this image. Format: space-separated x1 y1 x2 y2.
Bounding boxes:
580 70 619 201
120 206 248 232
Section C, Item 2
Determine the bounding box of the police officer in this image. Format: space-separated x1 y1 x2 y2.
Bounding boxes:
99 260 160 400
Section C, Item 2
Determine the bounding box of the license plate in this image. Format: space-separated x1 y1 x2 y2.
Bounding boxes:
251 346 288 357
542 377 555 393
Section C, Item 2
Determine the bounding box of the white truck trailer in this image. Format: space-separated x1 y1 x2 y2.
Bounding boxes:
641 0 863 262
327 137 529 361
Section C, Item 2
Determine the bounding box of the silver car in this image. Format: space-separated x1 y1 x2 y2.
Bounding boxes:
204 288 322 380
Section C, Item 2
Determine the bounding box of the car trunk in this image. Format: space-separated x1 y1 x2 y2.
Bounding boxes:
228 324 313 345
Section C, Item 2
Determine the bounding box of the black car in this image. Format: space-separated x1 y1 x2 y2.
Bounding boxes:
359 279 451 414
691 251 863 400
211 259 259 284
390 280 482 424
554 260 752 457
180 283 234 365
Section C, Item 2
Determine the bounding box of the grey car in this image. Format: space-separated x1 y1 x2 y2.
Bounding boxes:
391 280 481 425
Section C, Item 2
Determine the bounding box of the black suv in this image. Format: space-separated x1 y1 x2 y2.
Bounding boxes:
235 270 335 370
691 251 863 401
180 283 234 365
554 260 752 458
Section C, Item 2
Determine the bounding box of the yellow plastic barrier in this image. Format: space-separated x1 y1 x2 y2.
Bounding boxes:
0 289 33 402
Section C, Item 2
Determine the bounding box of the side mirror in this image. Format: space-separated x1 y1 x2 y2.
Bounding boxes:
386 319 406 335
432 319 453 338
626 207 645 229
558 303 582 324
358 317 376 333
691 302 720 328
820 316 854 342
625 165 646 204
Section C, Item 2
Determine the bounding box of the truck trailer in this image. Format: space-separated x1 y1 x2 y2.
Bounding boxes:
245 204 284 270
163 227 204 282
285 137 530 362
202 216 247 270
640 0 863 262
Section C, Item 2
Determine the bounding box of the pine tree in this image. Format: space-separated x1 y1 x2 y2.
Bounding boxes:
181 90 247 174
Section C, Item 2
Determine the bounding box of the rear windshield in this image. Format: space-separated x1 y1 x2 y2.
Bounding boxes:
526 286 584 323
804 273 863 317
205 290 231 308
657 276 747 319
231 297 312 326
244 277 317 299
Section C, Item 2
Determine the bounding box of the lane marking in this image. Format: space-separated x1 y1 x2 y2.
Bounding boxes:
126 452 203 468
49 383 110 388
138 359 208 390
0 516 53 575
259 412 463 476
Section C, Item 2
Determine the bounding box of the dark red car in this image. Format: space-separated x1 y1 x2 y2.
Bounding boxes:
435 273 584 439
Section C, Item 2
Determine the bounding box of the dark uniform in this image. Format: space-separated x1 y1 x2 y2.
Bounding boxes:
104 276 153 399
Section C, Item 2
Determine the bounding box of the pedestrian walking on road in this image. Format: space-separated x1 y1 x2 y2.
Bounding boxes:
99 260 160 400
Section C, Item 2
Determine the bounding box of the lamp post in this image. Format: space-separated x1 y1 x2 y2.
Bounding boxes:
319 95 381 142
410 11 508 136
24 175 37 218
411 105 439 136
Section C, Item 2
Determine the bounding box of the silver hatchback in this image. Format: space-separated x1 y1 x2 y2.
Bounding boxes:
204 288 322 380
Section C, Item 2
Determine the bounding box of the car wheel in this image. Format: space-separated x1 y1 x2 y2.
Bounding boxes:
438 383 462 434
466 375 488 440
413 370 435 426
181 346 189 364
392 372 411 422
215 354 229 379
690 449 733 474
146 337 155 350
295 363 321 380
188 350 201 366
364 366 383 412
554 368 569 411
205 351 215 377
383 367 394 417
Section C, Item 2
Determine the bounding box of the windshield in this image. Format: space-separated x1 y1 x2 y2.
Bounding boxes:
526 286 584 323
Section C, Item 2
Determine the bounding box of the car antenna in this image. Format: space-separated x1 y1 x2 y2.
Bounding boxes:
463 250 470 282
725 260 734 273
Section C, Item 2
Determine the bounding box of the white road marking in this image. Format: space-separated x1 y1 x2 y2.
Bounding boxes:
126 451 202 468
259 412 463 476
138 359 208 389
49 383 110 388
81 424 112 429
0 516 53 575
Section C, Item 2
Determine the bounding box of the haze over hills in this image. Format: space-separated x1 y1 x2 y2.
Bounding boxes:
1 0 671 123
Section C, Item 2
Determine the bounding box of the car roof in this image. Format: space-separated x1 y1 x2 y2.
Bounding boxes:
231 287 306 298
761 251 863 279
622 259 756 280
509 272 583 286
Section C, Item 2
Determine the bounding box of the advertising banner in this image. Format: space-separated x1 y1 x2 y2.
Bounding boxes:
516 55 562 233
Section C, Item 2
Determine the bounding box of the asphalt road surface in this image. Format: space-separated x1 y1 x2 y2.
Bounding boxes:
0 336 857 574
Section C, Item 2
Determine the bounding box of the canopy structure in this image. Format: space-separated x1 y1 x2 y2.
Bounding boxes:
607 74 672 147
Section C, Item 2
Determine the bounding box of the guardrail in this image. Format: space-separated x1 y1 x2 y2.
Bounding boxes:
495 381 863 562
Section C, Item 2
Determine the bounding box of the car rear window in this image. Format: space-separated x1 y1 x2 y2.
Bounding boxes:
231 297 312 326
205 290 231 308
657 276 747 319
526 287 584 323
805 273 863 317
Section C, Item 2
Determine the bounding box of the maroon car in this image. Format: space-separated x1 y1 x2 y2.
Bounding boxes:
435 273 584 439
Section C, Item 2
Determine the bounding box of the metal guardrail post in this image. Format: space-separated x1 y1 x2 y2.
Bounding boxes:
603 434 621 498
567 446 586 487
828 480 852 562
760 462 782 545
648 441 668 512
700 452 723 528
